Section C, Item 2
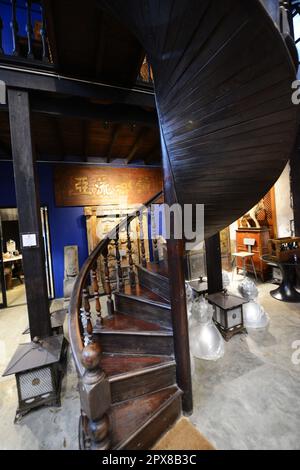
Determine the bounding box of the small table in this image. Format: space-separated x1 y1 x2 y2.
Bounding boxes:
3 254 23 285
3 254 23 264
262 255 300 303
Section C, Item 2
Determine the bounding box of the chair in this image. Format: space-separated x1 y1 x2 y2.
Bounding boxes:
231 238 258 281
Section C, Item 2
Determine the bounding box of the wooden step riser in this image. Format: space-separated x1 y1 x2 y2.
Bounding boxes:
115 294 172 330
96 333 174 356
117 394 182 450
110 364 176 403
137 267 170 301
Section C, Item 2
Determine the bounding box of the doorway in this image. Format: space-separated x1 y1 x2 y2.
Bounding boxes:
0 206 54 309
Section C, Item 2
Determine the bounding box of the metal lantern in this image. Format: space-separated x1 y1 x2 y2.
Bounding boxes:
207 293 247 341
238 278 269 329
3 335 67 422
189 296 225 360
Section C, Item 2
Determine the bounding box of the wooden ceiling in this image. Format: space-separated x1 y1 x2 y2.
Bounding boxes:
44 0 145 88
0 109 161 164
0 0 161 164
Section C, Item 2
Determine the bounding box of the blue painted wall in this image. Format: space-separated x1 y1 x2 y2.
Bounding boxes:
0 161 89 298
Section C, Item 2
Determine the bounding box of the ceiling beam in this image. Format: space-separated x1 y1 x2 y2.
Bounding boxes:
126 128 147 164
0 94 157 127
106 124 122 163
0 67 155 108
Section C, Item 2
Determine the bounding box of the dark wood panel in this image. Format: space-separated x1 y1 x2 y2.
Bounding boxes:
121 393 181 450
110 363 176 403
97 332 174 355
137 265 170 301
114 293 172 330
101 353 172 377
99 0 299 238
0 68 155 108
110 385 180 449
47 0 144 88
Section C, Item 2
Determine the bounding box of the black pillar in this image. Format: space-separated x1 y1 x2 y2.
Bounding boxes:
205 232 223 294
8 88 51 340
291 140 300 237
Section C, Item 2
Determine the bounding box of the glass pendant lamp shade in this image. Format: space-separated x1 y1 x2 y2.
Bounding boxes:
189 297 225 361
238 278 269 329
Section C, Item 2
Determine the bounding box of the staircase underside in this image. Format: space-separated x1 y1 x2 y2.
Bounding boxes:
98 0 299 238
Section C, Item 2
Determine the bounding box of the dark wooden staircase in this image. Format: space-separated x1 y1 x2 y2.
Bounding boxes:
92 261 180 450
69 0 300 451
69 193 187 450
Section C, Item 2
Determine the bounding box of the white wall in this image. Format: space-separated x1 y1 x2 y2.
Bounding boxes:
274 163 294 237
228 163 294 248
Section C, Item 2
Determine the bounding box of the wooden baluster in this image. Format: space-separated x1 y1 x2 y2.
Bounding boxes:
151 204 160 264
103 245 114 316
0 16 4 55
83 288 93 345
91 262 102 328
80 343 111 450
127 222 136 287
25 1 34 59
115 226 124 291
138 210 147 267
10 0 20 56
40 0 49 62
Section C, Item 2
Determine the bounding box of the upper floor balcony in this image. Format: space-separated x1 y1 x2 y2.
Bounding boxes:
0 0 154 90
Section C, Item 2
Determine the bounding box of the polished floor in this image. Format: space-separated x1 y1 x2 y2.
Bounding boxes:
0 277 300 450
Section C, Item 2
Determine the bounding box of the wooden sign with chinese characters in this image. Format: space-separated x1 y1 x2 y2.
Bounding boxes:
54 165 163 207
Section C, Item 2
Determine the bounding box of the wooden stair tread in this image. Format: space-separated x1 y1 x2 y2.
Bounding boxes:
110 385 181 449
98 313 171 334
121 283 170 306
101 354 175 378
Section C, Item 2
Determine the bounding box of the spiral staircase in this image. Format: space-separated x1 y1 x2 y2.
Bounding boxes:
69 0 299 450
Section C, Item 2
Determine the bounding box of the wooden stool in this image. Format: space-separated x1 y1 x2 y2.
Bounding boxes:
231 251 258 281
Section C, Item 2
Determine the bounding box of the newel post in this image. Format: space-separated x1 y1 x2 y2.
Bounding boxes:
79 343 111 450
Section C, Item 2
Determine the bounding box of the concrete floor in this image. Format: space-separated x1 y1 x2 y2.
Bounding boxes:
191 275 300 450
0 277 300 450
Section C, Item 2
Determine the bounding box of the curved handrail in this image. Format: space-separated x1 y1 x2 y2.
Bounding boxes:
69 190 163 376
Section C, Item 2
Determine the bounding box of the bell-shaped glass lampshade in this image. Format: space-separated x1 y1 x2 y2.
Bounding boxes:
189 297 225 361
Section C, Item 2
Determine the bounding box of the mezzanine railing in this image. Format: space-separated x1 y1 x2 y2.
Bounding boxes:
0 0 52 66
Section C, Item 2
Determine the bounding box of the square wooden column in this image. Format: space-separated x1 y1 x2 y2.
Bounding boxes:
205 232 223 294
8 88 51 340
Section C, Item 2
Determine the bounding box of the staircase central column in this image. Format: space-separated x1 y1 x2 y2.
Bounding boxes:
159 124 193 415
